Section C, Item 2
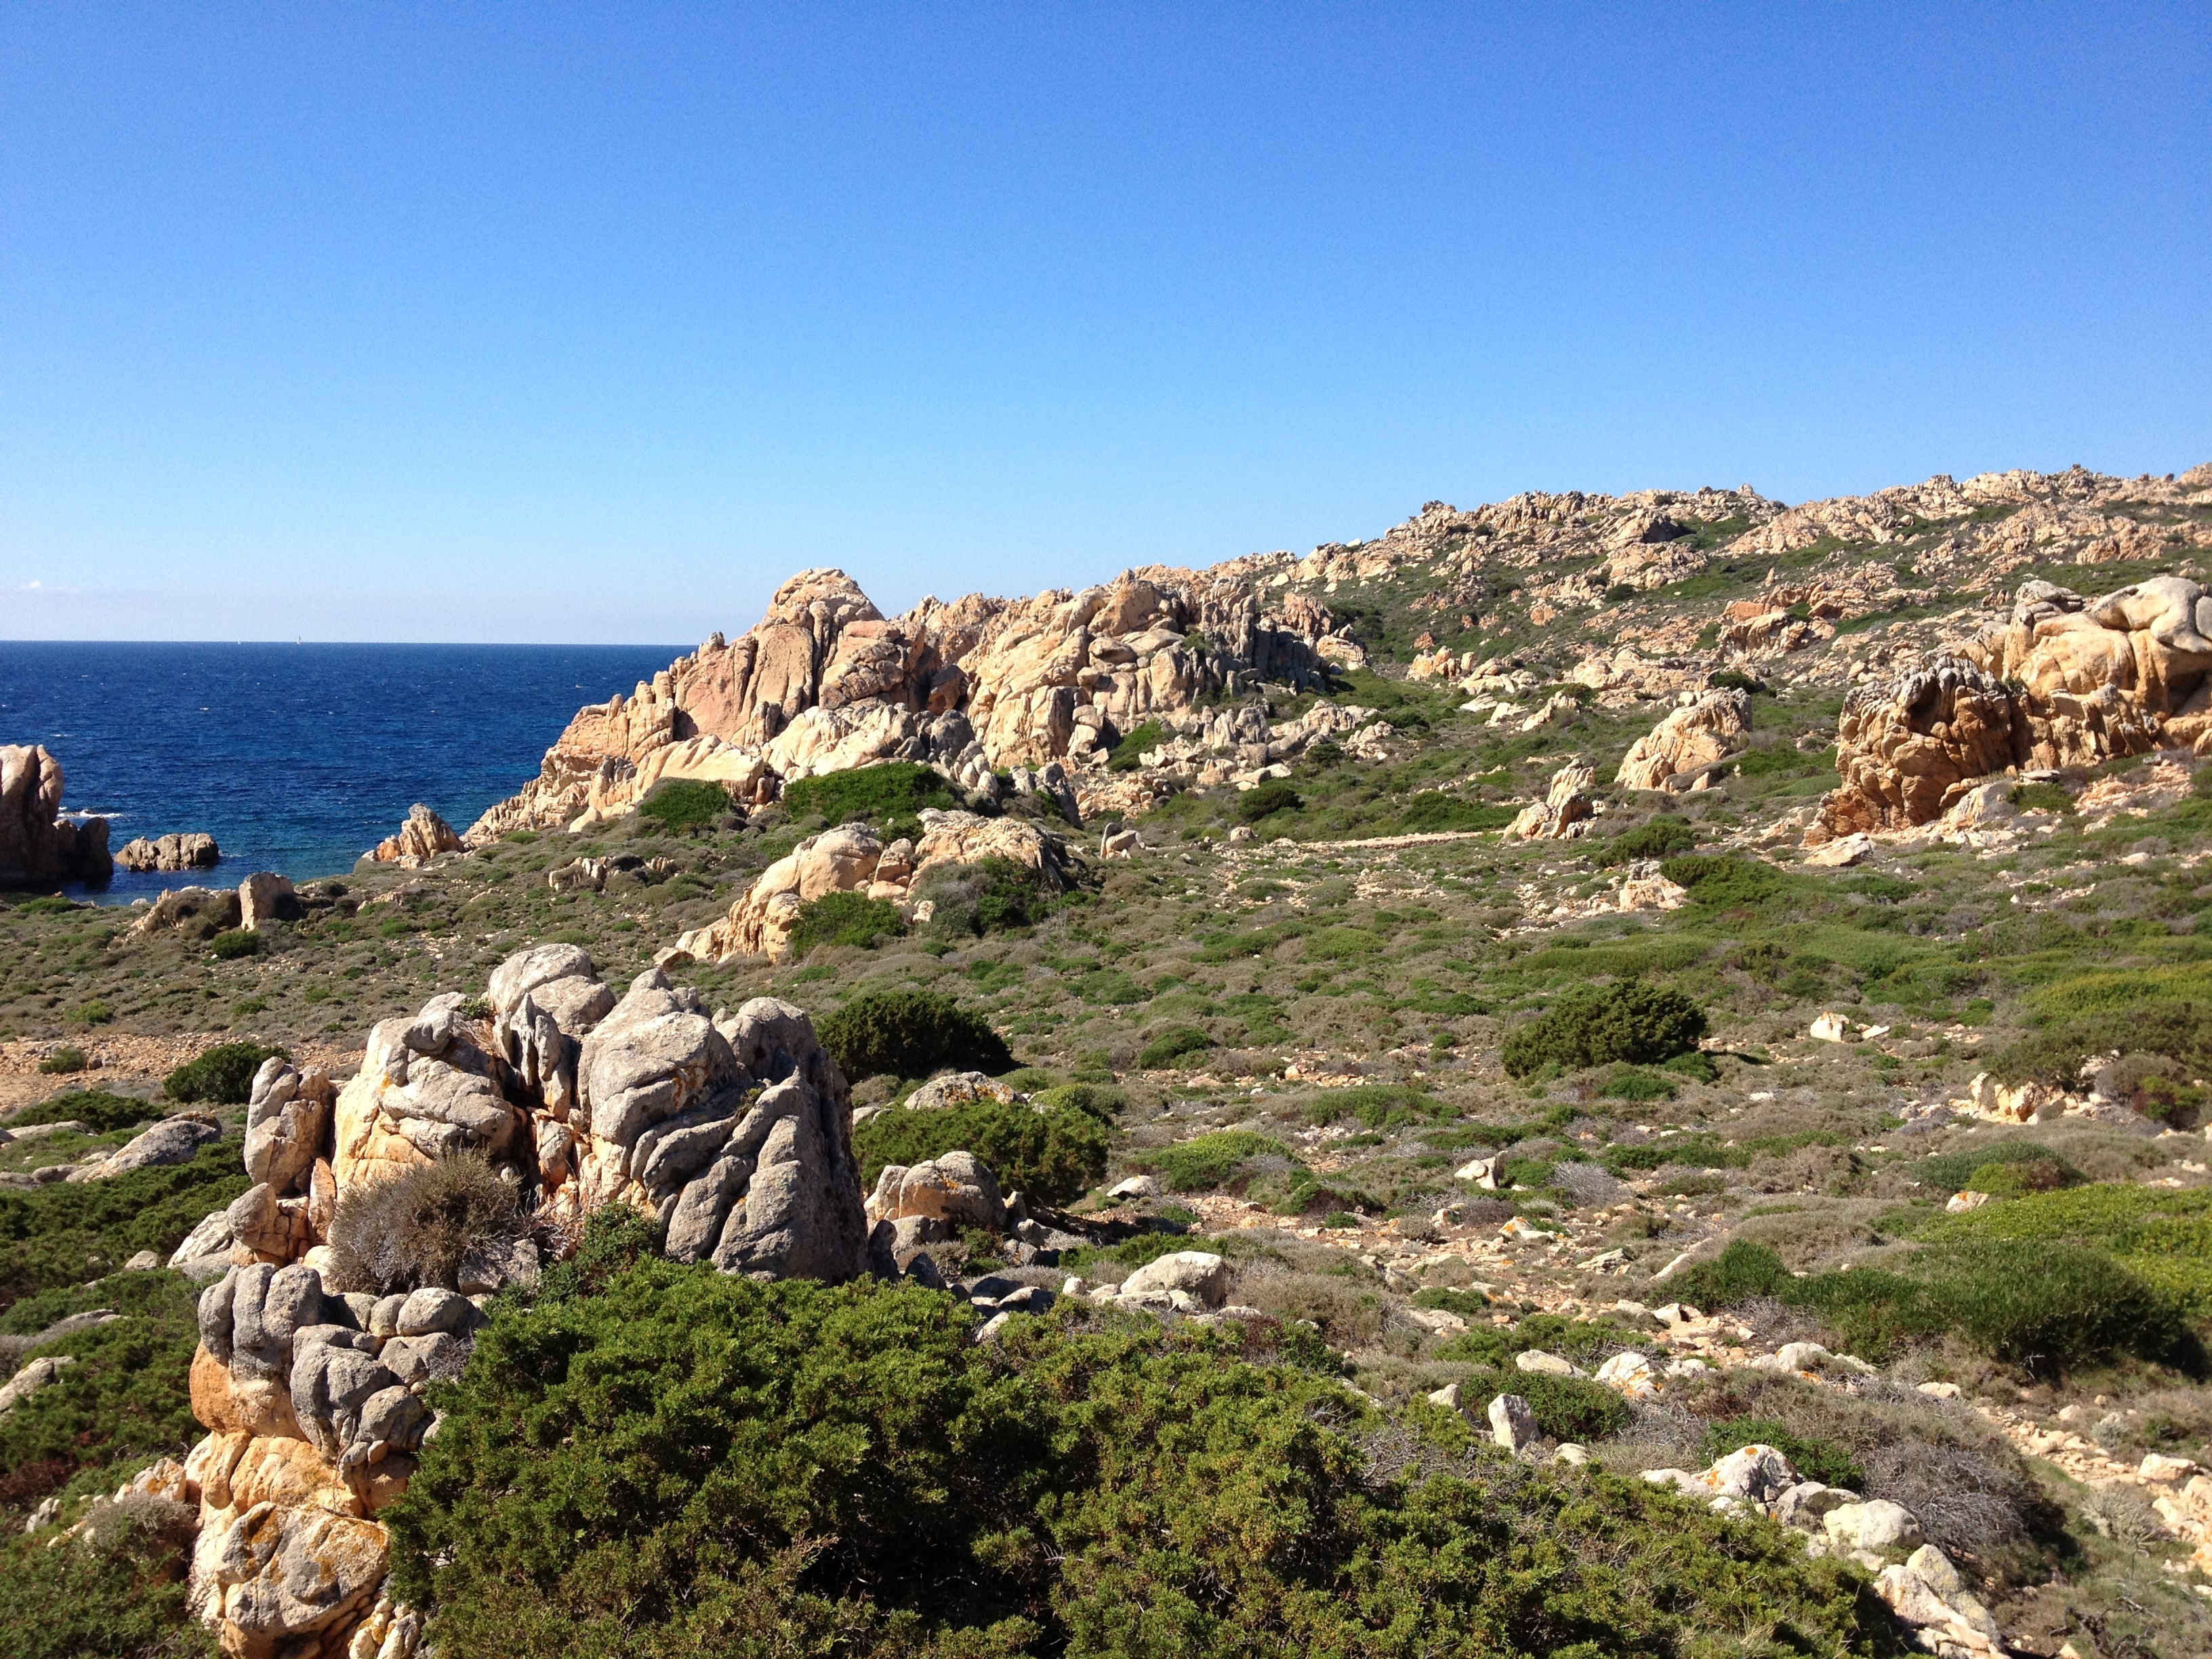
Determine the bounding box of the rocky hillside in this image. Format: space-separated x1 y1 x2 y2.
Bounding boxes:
4 456 2212 1659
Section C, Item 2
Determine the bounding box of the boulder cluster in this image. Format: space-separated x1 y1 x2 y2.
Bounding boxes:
155 943 897 1658
467 568 1350 840
116 830 221 872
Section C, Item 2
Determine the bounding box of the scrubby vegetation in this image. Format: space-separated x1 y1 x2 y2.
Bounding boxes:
853 1097 1108 1205
162 1042 284 1105
325 1152 530 1296
634 777 739 832
1500 982 1708 1079
787 889 905 953
783 760 961 841
817 988 1015 1082
384 1242 1898 1658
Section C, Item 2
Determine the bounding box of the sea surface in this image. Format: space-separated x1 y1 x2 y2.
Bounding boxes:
0 642 683 903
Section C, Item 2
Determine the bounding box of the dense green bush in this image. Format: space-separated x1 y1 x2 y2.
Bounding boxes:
0 1271 206 1506
1989 1000 2212 1091
1237 781 1303 823
1657 854 1790 910
1912 1141 2083 1195
817 989 1013 1082
787 890 904 953
1669 1237 2203 1377
1593 819 1698 865
1499 983 1707 1079
1919 1185 2212 1318
918 855 1059 936
782 762 960 841
1701 1417 1864 1491
635 778 738 832
1137 1130 1294 1194
386 1260 1898 1658
163 1042 285 1105
1391 795 1518 833
1136 1024 1214 1068
207 928 262 960
325 1153 529 1296
1303 1084 1450 1130
853 1098 1108 1206
1104 719 1169 773
0 1492 213 1658
0 1141 249 1312
1027 1082 1122 1124
36 1046 87 1075
10 1090 163 1133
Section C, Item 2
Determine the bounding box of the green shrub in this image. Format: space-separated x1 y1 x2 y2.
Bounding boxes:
0 1271 206 1504
1600 1066 1678 1101
1433 1313 1645 1372
1501 1371 1633 1442
1392 796 1518 833
1919 1185 2212 1317
1105 719 1169 773
1410 1286 1490 1318
0 1490 213 1658
781 762 959 841
1027 1082 1122 1123
33 1046 86 1076
1657 854 1790 909
817 989 1013 1082
1303 925 1385 961
1912 1140 2082 1195
1303 1084 1448 1130
1499 983 1707 1079
66 1000 115 1027
1237 781 1303 823
1136 1025 1214 1069
636 778 738 832
853 1099 1108 1206
918 856 1059 936
11 1091 163 1134
787 890 904 953
1139 1130 1295 1193
324 1153 529 1296
163 1042 285 1105
385 1261 1891 1658
1700 1418 1863 1491
0 1141 249 1312
2009 781 2074 813
207 929 262 960
1988 1000 2212 1090
1593 819 1698 865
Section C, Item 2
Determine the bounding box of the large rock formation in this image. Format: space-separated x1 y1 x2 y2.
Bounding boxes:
369 804 462 867
673 808 1071 964
469 567 1340 840
117 831 221 872
168 946 874 1658
1812 576 2194 839
0 745 111 886
1616 690 1751 792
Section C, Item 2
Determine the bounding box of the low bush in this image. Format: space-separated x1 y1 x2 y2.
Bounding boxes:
853 1099 1108 1206
385 1259 1895 1658
67 1001 115 1027
918 855 1059 936
33 1046 85 1076
1988 999 2212 1091
1600 1065 1677 1101
1700 1416 1863 1490
635 779 739 832
2009 781 2074 813
1136 1130 1296 1194
1593 819 1698 865
1391 796 1517 833
1136 1024 1214 1069
1917 1184 2212 1317
207 929 262 960
0 1490 213 1658
1237 781 1303 823
1105 719 1169 773
787 890 903 953
1671 1237 2202 1377
324 1153 529 1297
781 762 960 841
1303 1084 1450 1130
1658 853 1792 909
10 1091 163 1134
163 1042 285 1106
0 1140 249 1312
0 1271 205 1507
817 989 1014 1082
1499 983 1707 1079
1027 1082 1121 1123
1912 1139 2083 1195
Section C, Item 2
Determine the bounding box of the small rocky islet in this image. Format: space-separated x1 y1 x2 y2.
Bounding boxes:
5 459 2212 1656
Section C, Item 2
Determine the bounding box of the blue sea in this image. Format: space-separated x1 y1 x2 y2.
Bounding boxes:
0 642 684 903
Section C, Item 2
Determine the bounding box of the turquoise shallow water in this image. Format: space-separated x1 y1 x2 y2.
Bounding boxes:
0 642 682 902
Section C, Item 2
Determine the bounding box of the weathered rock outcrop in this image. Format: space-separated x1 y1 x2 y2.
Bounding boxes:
0 744 111 886
1616 690 1751 792
1811 575 2199 840
369 804 462 867
674 808 1071 964
1509 763 1596 840
164 944 880 1658
470 566 1338 840
117 831 220 871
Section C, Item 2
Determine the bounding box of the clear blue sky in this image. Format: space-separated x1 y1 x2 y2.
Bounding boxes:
3 4 2207 643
